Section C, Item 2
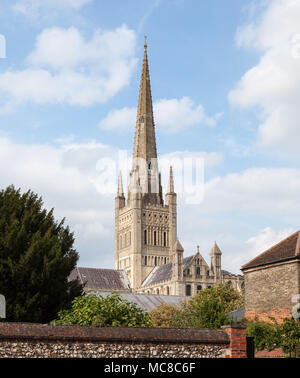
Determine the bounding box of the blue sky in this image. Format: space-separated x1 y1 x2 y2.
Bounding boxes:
0 0 300 274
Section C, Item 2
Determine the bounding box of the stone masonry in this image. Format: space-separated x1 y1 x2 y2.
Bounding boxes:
0 322 247 358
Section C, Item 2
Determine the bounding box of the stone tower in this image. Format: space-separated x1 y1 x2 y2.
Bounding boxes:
114 40 182 290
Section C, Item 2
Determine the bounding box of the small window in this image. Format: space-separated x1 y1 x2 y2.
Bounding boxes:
154 257 157 266
144 256 147 266
154 231 157 246
163 232 167 247
186 285 191 296
144 230 147 244
197 285 202 292
196 267 200 276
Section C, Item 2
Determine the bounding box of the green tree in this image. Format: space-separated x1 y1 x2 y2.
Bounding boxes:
183 284 245 329
246 317 280 352
149 284 244 329
52 292 151 327
0 186 83 323
149 303 186 328
278 318 300 358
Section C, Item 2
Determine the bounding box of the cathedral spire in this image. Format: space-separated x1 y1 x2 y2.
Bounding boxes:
117 171 124 197
133 38 157 164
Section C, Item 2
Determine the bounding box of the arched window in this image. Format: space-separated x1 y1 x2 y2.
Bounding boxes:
154 231 157 246
196 267 200 276
156 288 159 295
154 256 157 266
144 230 147 245
144 256 147 266
164 257 167 264
166 286 170 295
186 285 191 296
197 285 202 292
163 232 166 247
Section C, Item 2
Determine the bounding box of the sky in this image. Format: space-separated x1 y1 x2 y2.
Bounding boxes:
0 0 300 274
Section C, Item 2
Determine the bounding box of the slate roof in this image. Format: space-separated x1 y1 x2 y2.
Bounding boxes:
141 255 198 287
228 308 245 323
141 262 173 287
68 267 131 292
182 256 194 271
95 291 186 312
242 230 300 270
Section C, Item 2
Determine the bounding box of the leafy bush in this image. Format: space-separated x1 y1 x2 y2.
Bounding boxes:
149 303 186 328
51 292 151 327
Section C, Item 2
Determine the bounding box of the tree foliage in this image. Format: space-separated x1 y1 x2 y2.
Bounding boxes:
0 186 83 323
149 284 244 329
52 292 151 327
148 303 185 328
182 284 245 329
246 317 300 358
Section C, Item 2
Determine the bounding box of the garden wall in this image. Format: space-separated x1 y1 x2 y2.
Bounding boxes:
0 322 246 358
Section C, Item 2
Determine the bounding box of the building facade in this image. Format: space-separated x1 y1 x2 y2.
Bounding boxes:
114 41 244 296
242 230 300 322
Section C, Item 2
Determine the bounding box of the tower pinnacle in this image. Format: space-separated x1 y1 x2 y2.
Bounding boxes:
117 171 124 197
168 166 175 193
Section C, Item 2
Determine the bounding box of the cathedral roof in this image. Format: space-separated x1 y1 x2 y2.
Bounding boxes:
141 262 173 287
141 256 197 287
95 291 186 312
182 255 194 271
69 267 131 292
242 230 300 270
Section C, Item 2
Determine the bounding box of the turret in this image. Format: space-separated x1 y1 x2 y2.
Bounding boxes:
210 241 222 283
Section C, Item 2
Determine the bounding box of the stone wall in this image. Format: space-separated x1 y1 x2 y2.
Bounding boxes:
0 322 233 358
244 260 300 321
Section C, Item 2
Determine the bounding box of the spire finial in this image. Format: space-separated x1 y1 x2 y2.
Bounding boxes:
144 35 147 49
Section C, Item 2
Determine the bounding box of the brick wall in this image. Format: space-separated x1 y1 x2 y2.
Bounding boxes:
222 326 247 358
0 322 246 358
244 260 300 322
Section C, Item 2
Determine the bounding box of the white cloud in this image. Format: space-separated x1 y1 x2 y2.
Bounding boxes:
245 226 295 260
154 97 220 133
13 0 92 19
99 107 137 131
0 25 137 110
203 167 300 214
0 134 299 273
0 135 117 268
99 96 220 133
229 0 300 154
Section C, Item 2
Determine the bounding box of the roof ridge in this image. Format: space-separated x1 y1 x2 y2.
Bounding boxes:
242 229 300 270
76 266 124 272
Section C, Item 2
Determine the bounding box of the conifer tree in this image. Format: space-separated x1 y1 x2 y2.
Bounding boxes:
0 186 83 323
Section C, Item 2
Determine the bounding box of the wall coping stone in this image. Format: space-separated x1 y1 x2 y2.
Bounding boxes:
0 322 230 345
